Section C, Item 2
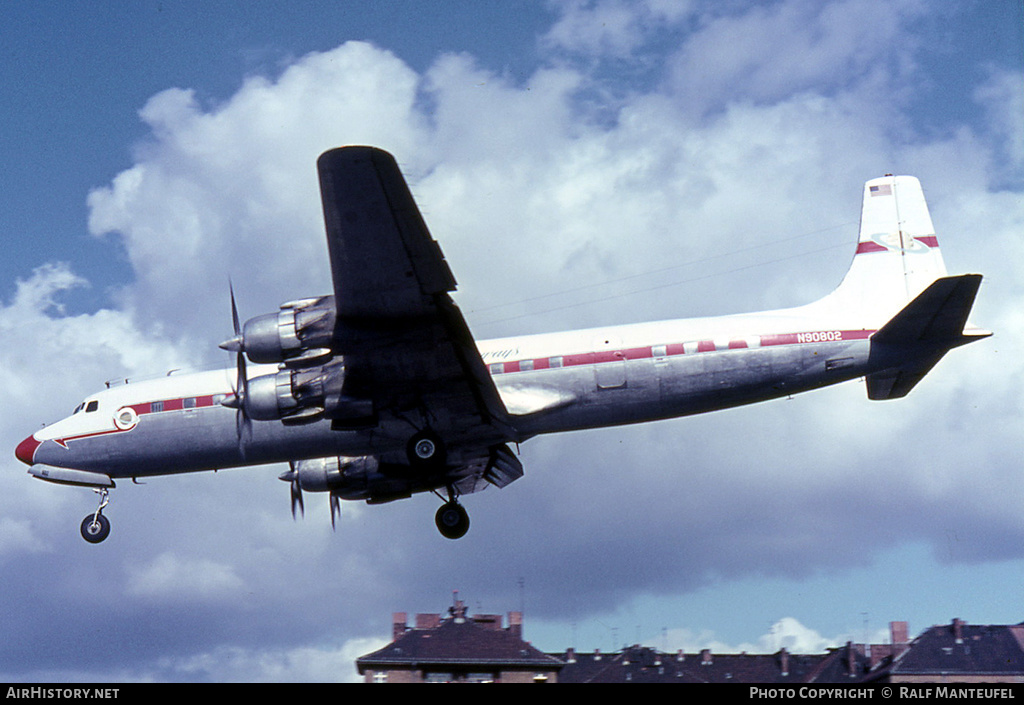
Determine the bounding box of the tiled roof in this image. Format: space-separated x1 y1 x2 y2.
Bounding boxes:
883 622 1024 678
357 618 563 669
554 646 833 683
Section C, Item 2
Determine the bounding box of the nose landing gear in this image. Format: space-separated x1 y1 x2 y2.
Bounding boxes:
80 488 111 544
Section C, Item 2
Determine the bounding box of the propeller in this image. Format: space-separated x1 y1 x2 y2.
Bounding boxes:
220 282 251 449
277 466 342 528
276 465 304 519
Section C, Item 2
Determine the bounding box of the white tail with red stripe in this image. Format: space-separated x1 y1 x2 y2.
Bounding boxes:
808 175 951 329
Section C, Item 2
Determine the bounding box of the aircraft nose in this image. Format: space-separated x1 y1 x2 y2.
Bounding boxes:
15 434 41 466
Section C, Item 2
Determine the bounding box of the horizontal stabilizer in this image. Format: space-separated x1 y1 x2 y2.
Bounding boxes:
866 274 988 400
871 274 983 345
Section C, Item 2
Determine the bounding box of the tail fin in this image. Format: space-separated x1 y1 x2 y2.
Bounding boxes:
816 175 950 327
866 274 990 399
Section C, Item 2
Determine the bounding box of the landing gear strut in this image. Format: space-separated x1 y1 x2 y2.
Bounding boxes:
80 488 111 544
434 486 470 540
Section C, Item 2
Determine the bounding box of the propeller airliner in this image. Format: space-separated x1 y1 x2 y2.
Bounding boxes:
15 147 989 542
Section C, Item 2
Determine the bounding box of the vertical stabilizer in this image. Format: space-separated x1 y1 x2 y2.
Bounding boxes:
815 176 949 327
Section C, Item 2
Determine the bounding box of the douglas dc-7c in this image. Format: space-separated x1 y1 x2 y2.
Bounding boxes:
15 147 989 542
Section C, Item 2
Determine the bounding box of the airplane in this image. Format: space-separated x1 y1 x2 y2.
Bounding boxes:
15 147 989 543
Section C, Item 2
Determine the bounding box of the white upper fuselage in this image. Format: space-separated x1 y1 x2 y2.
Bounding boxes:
17 297 878 480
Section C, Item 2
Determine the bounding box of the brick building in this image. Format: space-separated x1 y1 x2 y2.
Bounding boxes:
356 600 563 683
357 609 1024 684
867 619 1024 683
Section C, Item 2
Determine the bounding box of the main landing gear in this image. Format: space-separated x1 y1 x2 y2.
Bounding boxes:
80 488 111 544
434 486 470 540
408 431 468 539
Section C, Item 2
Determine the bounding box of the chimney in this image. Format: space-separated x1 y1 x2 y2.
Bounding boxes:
779 647 789 676
566 648 576 664
845 642 857 676
701 648 712 665
508 611 523 639
416 613 441 629
952 618 965 643
890 621 909 645
392 612 408 641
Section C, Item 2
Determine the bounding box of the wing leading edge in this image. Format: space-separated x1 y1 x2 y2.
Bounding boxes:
317 146 512 444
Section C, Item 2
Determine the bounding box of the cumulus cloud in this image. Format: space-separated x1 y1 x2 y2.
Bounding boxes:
3 0 1023 682
126 552 245 601
664 616 875 655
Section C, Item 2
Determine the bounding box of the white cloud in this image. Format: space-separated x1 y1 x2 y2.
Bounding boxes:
542 0 696 58
153 638 386 682
663 616 866 655
126 552 245 601
4 0 1023 682
664 0 928 121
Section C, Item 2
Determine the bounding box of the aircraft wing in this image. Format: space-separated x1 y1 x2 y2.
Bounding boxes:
316 146 512 443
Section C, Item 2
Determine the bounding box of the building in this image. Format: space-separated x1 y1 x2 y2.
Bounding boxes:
867 619 1024 683
355 600 563 683
357 608 1024 683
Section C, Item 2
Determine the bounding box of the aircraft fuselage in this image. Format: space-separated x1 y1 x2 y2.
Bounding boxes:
18 312 874 480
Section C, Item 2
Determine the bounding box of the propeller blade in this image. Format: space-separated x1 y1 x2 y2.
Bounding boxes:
330 493 341 530
229 280 241 337
280 464 304 520
291 481 304 520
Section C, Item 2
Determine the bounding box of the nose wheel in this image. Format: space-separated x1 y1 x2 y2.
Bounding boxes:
80 488 111 544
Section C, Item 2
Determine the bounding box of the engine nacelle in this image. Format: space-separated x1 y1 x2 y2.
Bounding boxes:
293 456 413 502
294 455 379 493
240 296 336 364
244 360 345 421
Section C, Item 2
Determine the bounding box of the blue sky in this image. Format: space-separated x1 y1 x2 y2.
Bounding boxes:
1 0 1023 682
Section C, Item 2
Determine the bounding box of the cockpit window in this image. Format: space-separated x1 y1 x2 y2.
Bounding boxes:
85 400 99 413
73 403 85 414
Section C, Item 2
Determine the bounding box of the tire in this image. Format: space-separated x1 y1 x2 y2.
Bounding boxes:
435 502 470 540
407 431 447 469
81 514 110 544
